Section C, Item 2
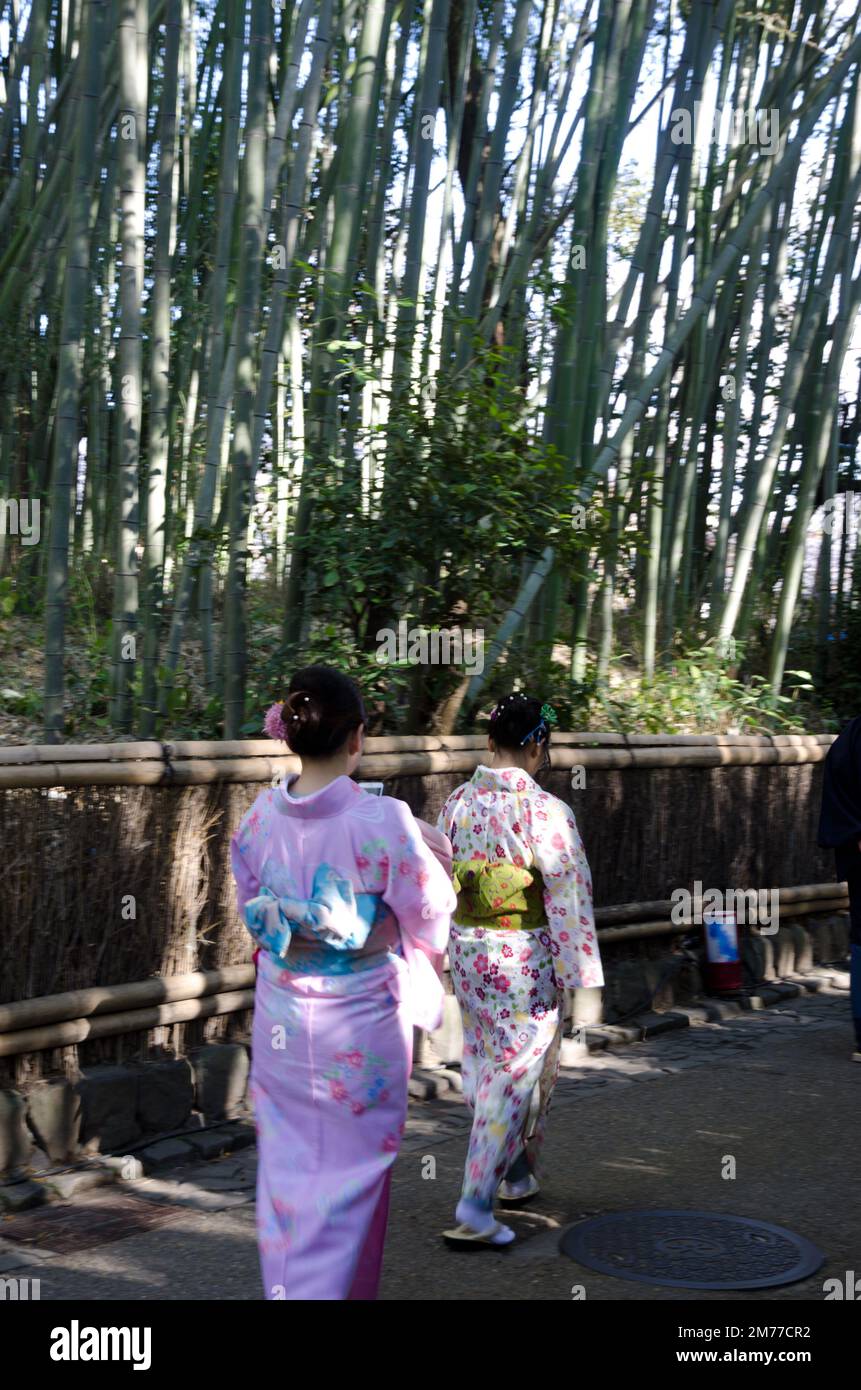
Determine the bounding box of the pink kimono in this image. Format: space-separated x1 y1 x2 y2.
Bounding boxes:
231 774 456 1300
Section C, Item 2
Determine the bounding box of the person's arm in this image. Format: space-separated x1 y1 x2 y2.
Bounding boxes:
529 793 604 991
435 784 464 841
414 817 453 876
231 806 262 922
381 799 457 958
232 805 288 964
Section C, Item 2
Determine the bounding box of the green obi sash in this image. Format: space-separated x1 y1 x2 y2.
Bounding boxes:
451 859 546 930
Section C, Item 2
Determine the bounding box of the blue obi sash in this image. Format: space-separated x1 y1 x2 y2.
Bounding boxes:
243 863 385 965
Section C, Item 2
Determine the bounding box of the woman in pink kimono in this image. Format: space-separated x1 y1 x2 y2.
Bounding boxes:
437 693 603 1247
231 665 456 1299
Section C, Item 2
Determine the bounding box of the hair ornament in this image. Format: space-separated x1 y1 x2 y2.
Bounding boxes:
491 692 528 721
263 702 290 741
540 702 558 726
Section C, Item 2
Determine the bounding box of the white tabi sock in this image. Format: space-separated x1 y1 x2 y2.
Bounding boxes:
456 1198 516 1244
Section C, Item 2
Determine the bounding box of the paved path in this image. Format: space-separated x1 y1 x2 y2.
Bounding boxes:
1 988 858 1301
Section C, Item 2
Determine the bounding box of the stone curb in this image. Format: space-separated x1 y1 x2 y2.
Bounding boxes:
415 975 848 1087
131 1121 255 1173
0 1121 256 1212
788 968 851 992
0 1178 47 1213
0 974 844 1202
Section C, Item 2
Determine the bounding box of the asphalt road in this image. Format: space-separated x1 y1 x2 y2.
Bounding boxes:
1 986 857 1302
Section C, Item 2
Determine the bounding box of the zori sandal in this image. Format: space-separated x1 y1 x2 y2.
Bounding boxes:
442 1221 516 1250
496 1173 540 1205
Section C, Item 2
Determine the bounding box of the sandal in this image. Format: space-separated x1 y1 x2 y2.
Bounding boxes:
442 1221 515 1249
497 1173 540 1205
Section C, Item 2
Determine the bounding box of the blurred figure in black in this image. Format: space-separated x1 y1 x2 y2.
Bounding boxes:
818 716 861 1062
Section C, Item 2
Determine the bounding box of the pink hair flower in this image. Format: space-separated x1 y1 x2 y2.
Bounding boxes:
264 702 288 741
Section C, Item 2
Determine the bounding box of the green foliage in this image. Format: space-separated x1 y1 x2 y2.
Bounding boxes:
592 644 814 734
779 599 861 727
607 163 650 260
468 641 818 737
0 684 41 718
272 347 598 730
0 577 16 617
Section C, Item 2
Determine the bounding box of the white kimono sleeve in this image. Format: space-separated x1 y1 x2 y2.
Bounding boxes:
530 796 604 990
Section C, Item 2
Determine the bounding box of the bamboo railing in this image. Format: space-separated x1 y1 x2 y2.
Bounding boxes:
0 731 836 789
0 880 848 1058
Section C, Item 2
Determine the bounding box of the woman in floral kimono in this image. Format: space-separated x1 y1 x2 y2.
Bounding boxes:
231 665 456 1299
437 693 602 1247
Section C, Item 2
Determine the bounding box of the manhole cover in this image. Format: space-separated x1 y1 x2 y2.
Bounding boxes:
1 1195 185 1253
559 1210 824 1289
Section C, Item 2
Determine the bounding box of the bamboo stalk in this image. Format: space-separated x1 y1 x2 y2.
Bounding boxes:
42 0 106 741
596 919 689 943
223 0 271 737
140 0 181 736
109 0 148 731
0 742 167 765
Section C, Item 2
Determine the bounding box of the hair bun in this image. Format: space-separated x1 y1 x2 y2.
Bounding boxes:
283 689 320 729
492 692 528 718
274 665 367 758
487 690 546 751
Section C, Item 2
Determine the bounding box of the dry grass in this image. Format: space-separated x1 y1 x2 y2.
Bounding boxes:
0 780 258 1086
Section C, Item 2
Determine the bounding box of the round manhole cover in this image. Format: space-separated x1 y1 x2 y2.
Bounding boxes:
559 1210 824 1289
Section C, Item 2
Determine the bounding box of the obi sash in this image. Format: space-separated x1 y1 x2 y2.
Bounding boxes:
243 862 387 967
451 859 546 929
245 862 446 1030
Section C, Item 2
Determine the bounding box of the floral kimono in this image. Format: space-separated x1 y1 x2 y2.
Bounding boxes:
231 774 456 1300
437 764 602 1208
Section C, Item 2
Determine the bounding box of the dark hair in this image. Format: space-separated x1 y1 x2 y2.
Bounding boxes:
281 665 366 758
488 692 549 751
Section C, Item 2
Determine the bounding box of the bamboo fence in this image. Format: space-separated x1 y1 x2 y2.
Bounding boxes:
0 731 836 789
0 732 844 1079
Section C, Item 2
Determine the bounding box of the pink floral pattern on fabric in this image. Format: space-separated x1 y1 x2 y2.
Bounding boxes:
451 923 562 1205
381 1123 404 1154
230 776 456 988
438 765 603 990
322 1048 392 1115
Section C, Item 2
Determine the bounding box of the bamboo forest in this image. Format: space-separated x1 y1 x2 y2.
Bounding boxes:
1 0 860 742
